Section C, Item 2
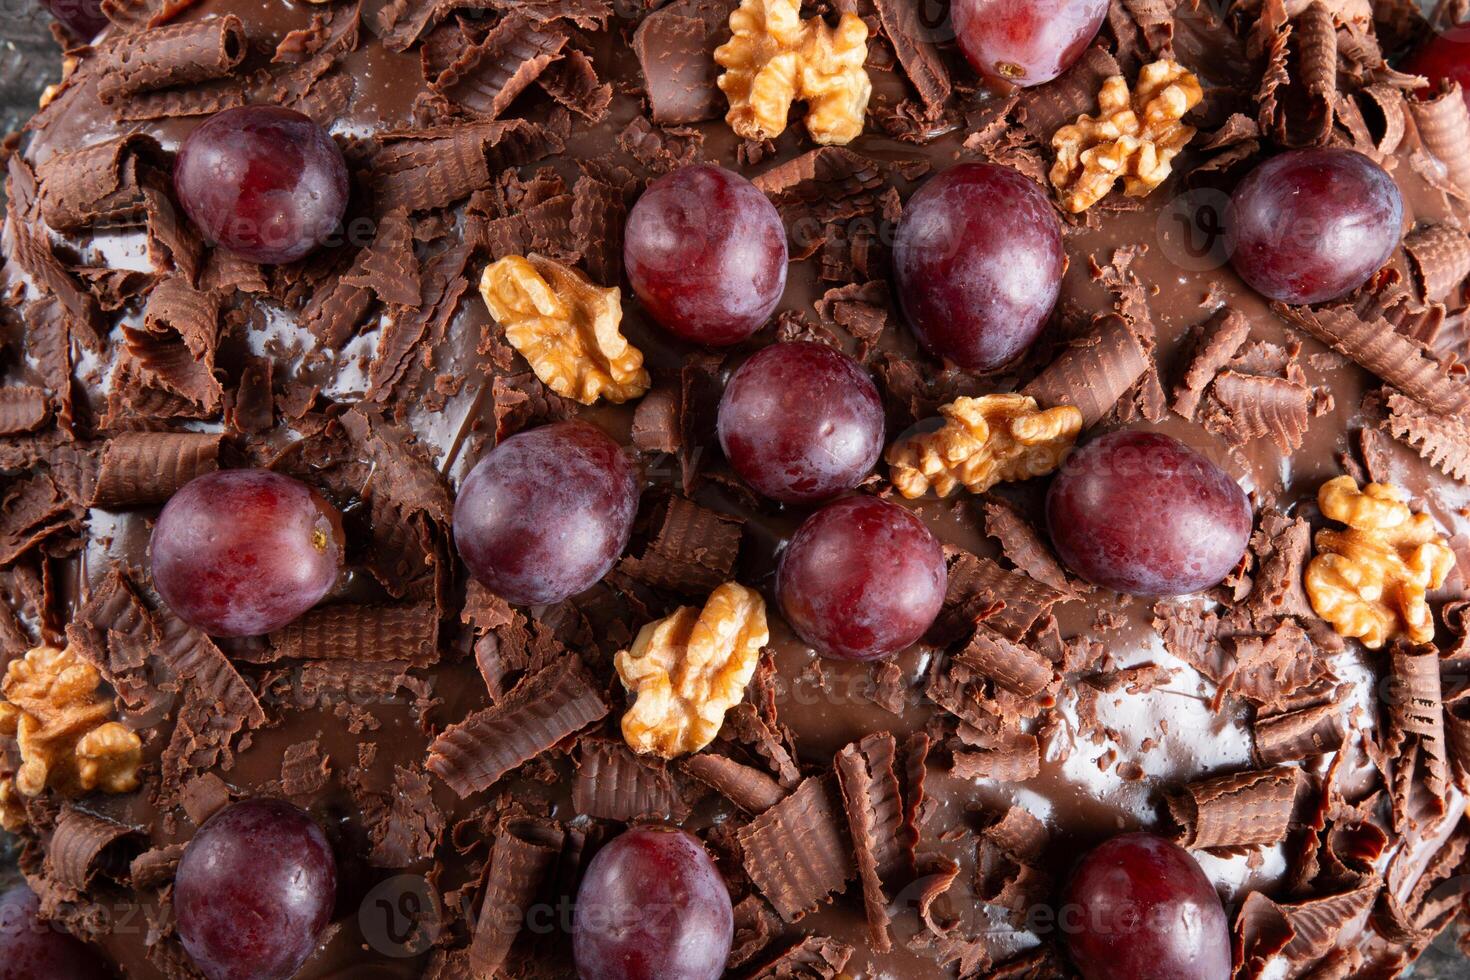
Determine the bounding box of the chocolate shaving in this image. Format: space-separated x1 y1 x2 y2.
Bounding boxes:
372 120 561 214
96 16 246 103
540 49 612 123
1167 766 1302 851
570 175 624 286
618 495 743 595
1244 510 1315 622
752 147 890 226
473 193 576 259
467 816 564 974
1387 645 1449 831
91 431 221 509
1016 45 1121 145
433 13 568 119
738 774 855 922
1254 702 1346 765
341 209 421 307
1172 307 1252 419
982 498 1070 593
1384 390 1470 482
747 936 854 978
1022 314 1151 427
1209 371 1314 452
834 733 904 951
1409 82 1470 198
0 471 80 566
633 0 730 125
572 739 691 822
364 765 444 867
5 158 103 341
0 387 50 436
1405 224 1470 303
1274 298 1470 420
955 625 1055 699
873 0 951 117
154 602 266 729
125 276 223 412
279 739 331 798
951 732 1041 781
929 548 1070 644
129 844 184 889
682 752 785 813
44 807 141 894
269 603 439 666
427 655 608 797
37 134 160 231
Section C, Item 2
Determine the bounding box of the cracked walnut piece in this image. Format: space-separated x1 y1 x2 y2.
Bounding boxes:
886 394 1084 499
1306 476 1456 649
0 645 142 828
615 582 768 759
480 254 651 406
1050 60 1203 213
714 0 871 146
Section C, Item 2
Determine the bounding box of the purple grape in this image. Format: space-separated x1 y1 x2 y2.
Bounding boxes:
777 495 947 661
1061 833 1231 980
174 106 349 265
174 800 337 980
1045 430 1252 596
453 420 640 606
894 163 1065 373
150 469 344 637
952 0 1109 88
0 884 112 980
1226 148 1404 305
624 164 788 347
718 342 885 504
573 827 732 980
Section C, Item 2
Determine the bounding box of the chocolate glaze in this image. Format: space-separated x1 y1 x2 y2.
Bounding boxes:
4 0 1470 977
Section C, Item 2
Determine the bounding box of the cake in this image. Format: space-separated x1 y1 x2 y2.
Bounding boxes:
2 0 1470 977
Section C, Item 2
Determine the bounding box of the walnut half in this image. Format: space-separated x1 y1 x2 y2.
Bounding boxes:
1306 476 1457 649
480 254 651 406
714 0 871 146
615 582 768 759
0 645 142 829
886 394 1084 499
1050 60 1203 213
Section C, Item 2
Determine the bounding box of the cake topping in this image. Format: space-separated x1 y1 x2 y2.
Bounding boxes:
0 645 142 830
1050 60 1202 213
713 0 871 146
738 774 855 921
886 393 1082 499
1305 476 1456 649
479 254 650 405
1166 766 1302 850
615 581 767 759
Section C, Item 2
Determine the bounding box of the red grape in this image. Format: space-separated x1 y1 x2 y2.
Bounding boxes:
893 163 1064 373
175 799 337 980
1405 23 1470 108
572 826 732 980
1226 148 1403 305
1045 430 1251 597
453 420 639 606
40 0 108 40
777 496 946 661
951 0 1109 88
1061 833 1231 980
150 469 344 637
174 106 349 265
718 342 885 504
0 884 111 980
624 164 788 347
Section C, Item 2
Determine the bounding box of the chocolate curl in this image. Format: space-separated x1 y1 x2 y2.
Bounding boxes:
746 936 854 978
752 147 888 225
1209 371 1314 452
1166 766 1302 850
951 732 1041 781
0 387 50 436
427 656 608 797
618 495 744 595
1387 645 1449 831
1016 45 1121 144
1385 390 1470 483
371 120 562 214
729 895 782 970
929 547 1071 645
982 498 1070 592
1404 224 1470 303
898 732 928 880
1274 299 1470 421
1172 308 1251 420
37 134 161 232
467 816 565 975
571 739 690 822
1253 702 1346 765
834 733 904 952
954 625 1055 699
1446 686 1470 788
738 774 856 922
268 603 439 666
97 16 247 103
570 175 625 287
44 807 142 895
126 276 223 412
1410 83 1470 198
433 13 568 119
632 0 728 125
540 49 612 123
874 0 951 117
90 431 221 509
681 753 785 813
1023 314 1151 428
154 602 266 729
130 844 185 888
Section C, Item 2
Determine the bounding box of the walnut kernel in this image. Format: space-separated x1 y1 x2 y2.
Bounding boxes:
615 582 768 759
1050 60 1203 213
714 0 871 146
0 645 142 821
1306 476 1456 649
886 394 1084 499
480 254 651 406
